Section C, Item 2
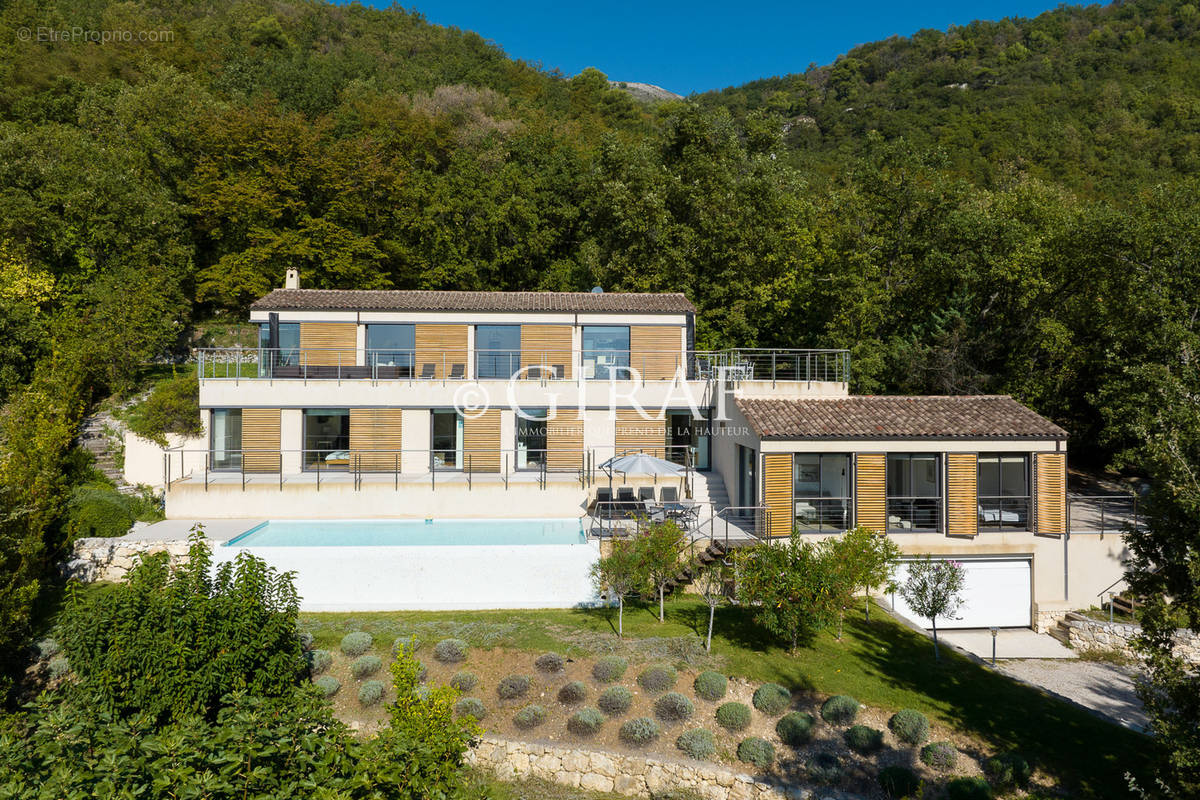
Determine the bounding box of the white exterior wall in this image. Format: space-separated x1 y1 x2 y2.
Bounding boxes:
401 409 431 473
124 431 206 489
583 409 617 466
280 409 303 473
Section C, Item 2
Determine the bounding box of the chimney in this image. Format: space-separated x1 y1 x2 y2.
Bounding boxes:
285 268 300 289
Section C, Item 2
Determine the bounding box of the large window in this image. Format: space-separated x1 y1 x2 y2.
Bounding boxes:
210 409 242 470
516 409 547 470
475 325 521 379
431 410 463 470
668 411 710 470
367 324 414 375
258 323 300 371
793 454 851 531
303 409 349 471
887 454 942 531
978 454 1030 530
581 326 630 380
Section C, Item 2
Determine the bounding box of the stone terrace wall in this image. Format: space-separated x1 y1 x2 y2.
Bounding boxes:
1063 612 1200 664
467 736 858 800
63 537 206 583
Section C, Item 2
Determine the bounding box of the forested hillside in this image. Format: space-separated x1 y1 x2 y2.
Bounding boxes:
0 0 1198 725
698 0 1200 194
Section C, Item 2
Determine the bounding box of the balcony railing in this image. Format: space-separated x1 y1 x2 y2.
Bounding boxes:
196 347 851 384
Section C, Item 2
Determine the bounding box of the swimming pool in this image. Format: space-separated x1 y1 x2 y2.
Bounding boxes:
225 518 586 547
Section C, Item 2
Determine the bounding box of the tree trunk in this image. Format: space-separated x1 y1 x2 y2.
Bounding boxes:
618 596 624 638
931 617 940 660
864 587 870 622
658 584 664 622
706 603 715 652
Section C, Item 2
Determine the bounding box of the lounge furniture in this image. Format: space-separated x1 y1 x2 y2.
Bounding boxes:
594 487 614 518
419 364 436 379
617 487 637 515
449 363 465 379
660 486 678 503
637 487 655 502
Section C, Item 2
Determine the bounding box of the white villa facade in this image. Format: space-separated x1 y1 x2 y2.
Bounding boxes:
141 273 1130 627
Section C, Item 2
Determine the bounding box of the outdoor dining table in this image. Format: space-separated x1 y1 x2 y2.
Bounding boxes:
661 500 699 524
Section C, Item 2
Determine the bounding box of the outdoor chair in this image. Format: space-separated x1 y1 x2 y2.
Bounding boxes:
594 487 614 518
449 363 465 379
637 487 655 502
660 486 678 502
617 487 637 515
419 363 436 379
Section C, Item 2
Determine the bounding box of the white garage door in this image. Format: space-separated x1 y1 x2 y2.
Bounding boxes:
890 558 1031 629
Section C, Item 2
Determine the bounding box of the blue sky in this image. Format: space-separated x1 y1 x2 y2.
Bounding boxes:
372 1 1077 95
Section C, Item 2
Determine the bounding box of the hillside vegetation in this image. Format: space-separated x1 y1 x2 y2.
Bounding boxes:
0 6 1197 787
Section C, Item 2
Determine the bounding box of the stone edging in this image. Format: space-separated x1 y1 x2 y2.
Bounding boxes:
63 537 205 583
466 735 861 800
1062 613 1199 664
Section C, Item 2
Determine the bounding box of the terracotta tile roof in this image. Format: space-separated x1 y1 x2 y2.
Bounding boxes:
250 289 695 314
736 395 1067 440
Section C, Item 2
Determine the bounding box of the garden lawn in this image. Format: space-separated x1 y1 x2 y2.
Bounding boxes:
302 596 1145 798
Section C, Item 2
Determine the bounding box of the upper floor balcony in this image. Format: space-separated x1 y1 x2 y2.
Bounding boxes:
196 347 851 388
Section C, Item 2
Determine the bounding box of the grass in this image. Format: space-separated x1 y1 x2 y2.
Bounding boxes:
302 597 1146 798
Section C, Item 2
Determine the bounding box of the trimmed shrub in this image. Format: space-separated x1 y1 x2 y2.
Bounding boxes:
776 711 817 746
535 652 565 673
567 706 606 736
692 671 727 701
557 681 588 705
598 686 633 715
715 701 752 732
946 777 993 800
340 631 373 657
592 655 628 683
751 683 791 715
920 741 959 771
637 664 677 693
844 724 884 754
450 671 478 692
888 709 930 745
806 752 843 785
314 675 341 698
358 680 385 707
619 716 661 746
36 638 60 659
737 737 775 769
653 692 694 723
392 637 420 656
984 752 1032 789
513 704 547 730
349 655 382 679
47 657 71 681
454 697 487 720
675 728 715 760
878 766 922 799
298 632 314 651
433 638 468 663
497 674 531 700
820 694 859 725
306 649 333 675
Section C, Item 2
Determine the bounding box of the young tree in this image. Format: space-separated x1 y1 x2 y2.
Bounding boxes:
822 526 902 622
693 559 729 652
737 534 848 652
898 556 966 660
634 521 686 623
590 537 643 637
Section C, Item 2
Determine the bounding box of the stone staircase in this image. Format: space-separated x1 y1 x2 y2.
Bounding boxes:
77 412 138 495
689 470 730 510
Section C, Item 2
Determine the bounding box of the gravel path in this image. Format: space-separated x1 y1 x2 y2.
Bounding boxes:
997 658 1148 731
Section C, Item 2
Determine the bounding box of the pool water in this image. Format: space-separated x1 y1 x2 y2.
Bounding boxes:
225 518 586 547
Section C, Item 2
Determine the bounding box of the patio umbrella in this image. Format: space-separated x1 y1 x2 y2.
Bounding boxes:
599 453 685 495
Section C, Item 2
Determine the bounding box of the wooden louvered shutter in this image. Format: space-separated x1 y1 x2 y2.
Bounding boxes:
546 410 583 472
945 453 978 537
854 453 886 532
414 325 468 379
614 409 667 459
350 409 403 472
242 409 281 473
630 326 683 380
762 453 793 538
1035 452 1067 534
520 325 573 379
463 410 501 473
299 323 357 367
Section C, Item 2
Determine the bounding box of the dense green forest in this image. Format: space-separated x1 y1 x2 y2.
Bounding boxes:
0 2 1198 783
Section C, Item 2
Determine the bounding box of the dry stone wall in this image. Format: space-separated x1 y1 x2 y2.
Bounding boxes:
63 537 204 583
466 736 859 800
1062 612 1200 664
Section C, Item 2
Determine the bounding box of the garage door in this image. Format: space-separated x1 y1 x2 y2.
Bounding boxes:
890 558 1031 629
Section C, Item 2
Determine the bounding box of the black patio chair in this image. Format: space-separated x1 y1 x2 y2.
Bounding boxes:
660 486 678 503
419 363 436 379
449 363 465 379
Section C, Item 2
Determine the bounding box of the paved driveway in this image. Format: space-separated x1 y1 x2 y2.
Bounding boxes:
941 628 1077 660
997 659 1148 731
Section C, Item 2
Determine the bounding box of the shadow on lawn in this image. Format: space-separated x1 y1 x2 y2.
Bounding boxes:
845 610 1147 798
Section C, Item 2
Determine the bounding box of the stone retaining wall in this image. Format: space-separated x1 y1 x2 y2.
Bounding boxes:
466 736 857 800
1063 613 1200 664
63 537 203 583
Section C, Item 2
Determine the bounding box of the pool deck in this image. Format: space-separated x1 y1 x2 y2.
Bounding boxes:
125 519 265 543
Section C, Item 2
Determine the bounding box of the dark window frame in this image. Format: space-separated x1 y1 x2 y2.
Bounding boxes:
886 453 943 532
977 453 1032 531
793 453 852 532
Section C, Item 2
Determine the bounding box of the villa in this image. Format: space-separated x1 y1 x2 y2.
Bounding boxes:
131 271 1130 627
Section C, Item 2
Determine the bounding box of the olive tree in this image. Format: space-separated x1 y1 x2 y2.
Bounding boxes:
898 556 966 660
590 537 643 637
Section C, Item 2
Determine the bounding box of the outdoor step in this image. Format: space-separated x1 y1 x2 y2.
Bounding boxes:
1047 625 1071 646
